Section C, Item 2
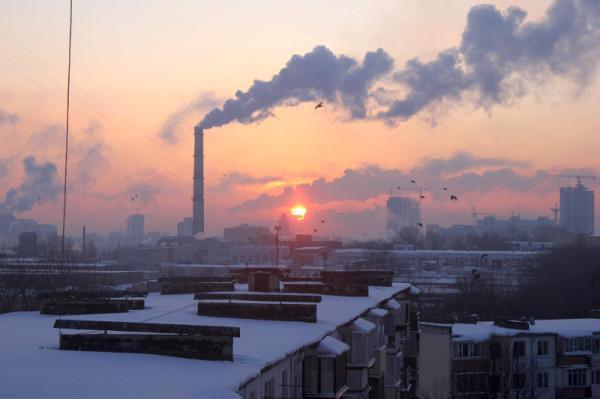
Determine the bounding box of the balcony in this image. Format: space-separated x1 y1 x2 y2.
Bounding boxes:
556 387 592 399
452 358 490 373
557 355 591 367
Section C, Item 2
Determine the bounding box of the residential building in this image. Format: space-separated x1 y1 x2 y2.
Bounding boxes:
387 197 421 234
1 274 420 399
419 318 600 399
560 183 595 235
126 214 145 244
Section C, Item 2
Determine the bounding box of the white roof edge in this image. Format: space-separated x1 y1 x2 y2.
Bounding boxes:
317 336 350 356
352 318 376 333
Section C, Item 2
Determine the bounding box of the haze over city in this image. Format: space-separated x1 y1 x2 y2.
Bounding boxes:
1 0 600 239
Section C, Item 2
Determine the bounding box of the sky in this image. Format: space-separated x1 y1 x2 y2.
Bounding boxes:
0 0 599 239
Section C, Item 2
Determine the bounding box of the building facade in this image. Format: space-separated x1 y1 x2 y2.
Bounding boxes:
560 184 595 235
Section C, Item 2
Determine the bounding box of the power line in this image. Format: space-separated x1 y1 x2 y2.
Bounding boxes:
0 27 193 170
60 0 73 265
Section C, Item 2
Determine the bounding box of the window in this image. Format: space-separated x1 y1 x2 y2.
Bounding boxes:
567 369 587 387
565 337 592 353
593 338 600 353
264 378 275 398
453 342 488 359
281 369 288 398
513 341 525 358
537 340 549 356
513 373 526 390
592 369 600 385
537 372 549 388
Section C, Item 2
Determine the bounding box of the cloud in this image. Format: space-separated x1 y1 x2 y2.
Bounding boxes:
127 182 160 205
216 172 281 192
75 143 109 185
0 156 61 213
158 93 222 144
0 108 19 125
230 152 593 212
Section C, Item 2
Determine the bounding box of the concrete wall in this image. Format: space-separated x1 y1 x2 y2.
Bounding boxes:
419 324 452 399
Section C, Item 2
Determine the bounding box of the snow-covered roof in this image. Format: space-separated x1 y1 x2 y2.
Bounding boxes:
385 298 401 310
424 319 600 343
0 283 414 398
317 336 349 356
369 308 388 318
352 318 376 333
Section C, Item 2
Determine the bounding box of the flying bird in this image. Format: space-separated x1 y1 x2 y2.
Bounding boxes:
314 101 324 109
410 179 416 184
313 229 318 233
417 222 423 228
443 187 448 191
450 195 458 201
321 219 325 223
396 186 401 190
420 195 425 199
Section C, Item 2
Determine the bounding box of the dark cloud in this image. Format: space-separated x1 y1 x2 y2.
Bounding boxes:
412 151 529 177
231 152 594 212
158 94 222 144
216 172 281 192
0 108 19 125
0 156 61 213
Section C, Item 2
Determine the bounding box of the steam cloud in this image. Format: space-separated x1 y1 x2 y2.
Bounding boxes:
0 108 19 125
161 0 599 140
0 156 61 213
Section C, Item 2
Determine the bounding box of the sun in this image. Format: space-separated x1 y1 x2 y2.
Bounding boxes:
290 205 307 220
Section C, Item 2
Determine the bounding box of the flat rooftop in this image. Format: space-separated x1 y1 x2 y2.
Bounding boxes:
0 283 412 399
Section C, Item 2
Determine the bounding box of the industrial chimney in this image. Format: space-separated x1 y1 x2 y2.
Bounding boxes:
192 126 204 234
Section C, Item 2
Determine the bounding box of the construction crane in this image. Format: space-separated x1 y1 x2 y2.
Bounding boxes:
547 174 596 188
471 206 494 226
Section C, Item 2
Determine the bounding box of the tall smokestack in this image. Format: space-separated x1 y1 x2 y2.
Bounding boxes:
192 126 204 234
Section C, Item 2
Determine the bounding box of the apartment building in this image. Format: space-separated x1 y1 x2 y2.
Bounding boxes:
419 319 600 399
1 270 420 399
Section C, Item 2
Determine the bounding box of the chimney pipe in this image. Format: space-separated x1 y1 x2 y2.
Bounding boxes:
192 126 204 235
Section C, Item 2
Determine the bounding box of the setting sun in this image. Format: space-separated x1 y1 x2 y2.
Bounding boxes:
290 205 307 220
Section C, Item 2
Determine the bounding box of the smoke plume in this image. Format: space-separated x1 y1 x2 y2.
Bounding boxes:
0 108 19 125
0 156 61 213
174 0 600 136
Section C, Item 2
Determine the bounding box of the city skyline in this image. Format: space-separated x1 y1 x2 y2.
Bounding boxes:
1 0 600 237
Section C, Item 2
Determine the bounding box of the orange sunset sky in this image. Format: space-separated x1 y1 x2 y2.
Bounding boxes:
0 0 599 238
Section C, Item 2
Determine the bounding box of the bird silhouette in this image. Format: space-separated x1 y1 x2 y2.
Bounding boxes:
420 195 425 199
450 195 458 201
321 219 325 223
396 186 401 190
313 229 318 233
314 101 324 109
410 179 416 183
443 187 448 191
417 222 423 228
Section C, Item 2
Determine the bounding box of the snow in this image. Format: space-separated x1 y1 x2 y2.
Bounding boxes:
369 308 388 318
352 318 376 333
385 298 401 310
317 336 349 356
426 319 600 342
0 283 414 398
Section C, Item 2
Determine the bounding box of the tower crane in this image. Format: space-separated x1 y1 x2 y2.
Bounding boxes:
547 174 596 188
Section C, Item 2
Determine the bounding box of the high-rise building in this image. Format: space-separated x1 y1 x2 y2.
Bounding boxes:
386 196 421 233
126 214 145 244
560 183 594 234
18 231 37 257
177 217 193 237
